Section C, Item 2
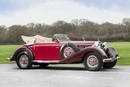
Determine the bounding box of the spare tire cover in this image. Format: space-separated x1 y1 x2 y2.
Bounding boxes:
60 43 80 58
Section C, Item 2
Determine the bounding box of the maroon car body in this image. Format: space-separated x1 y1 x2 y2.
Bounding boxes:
9 34 120 71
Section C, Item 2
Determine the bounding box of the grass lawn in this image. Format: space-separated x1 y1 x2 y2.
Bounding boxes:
109 42 130 65
0 45 21 64
0 42 130 65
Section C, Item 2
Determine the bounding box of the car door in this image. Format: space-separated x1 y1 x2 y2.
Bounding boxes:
34 43 62 60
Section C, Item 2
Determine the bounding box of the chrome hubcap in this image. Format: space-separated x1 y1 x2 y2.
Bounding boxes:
87 55 98 68
19 55 29 68
63 47 74 58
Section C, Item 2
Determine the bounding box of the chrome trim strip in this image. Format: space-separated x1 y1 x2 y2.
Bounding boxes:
33 60 60 63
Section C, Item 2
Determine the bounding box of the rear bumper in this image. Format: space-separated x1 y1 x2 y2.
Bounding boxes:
103 56 120 63
8 57 15 62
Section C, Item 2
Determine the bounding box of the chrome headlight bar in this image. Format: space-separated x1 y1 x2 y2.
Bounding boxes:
92 41 101 47
92 41 109 50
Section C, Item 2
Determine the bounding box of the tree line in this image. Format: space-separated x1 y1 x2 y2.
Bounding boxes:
0 18 130 44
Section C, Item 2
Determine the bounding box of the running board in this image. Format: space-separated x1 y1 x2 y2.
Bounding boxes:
33 60 60 63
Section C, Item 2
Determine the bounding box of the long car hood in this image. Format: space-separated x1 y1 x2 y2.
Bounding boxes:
61 41 96 47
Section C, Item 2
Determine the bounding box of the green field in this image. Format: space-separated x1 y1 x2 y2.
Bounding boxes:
0 42 130 65
109 42 130 65
0 45 21 64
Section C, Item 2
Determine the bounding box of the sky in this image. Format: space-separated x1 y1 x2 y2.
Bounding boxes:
0 0 130 26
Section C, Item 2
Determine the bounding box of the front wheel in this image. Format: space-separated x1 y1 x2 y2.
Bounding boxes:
84 52 103 71
16 52 32 69
103 60 117 69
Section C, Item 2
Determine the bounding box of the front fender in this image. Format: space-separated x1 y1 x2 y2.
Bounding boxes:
60 47 107 63
10 46 34 61
82 47 108 59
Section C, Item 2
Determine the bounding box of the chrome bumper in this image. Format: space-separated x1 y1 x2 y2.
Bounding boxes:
8 57 15 62
103 57 120 63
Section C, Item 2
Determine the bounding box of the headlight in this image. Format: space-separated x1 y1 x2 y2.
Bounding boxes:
92 41 100 47
103 42 108 46
102 42 109 50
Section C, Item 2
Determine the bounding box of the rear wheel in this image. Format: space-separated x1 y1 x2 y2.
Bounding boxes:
103 60 117 69
16 52 32 69
84 52 103 71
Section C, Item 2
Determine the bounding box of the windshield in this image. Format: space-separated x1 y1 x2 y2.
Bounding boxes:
55 34 70 42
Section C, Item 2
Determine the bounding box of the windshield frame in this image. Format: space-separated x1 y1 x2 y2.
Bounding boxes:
55 34 70 42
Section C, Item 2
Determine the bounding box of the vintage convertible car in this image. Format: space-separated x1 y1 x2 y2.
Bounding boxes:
8 34 120 71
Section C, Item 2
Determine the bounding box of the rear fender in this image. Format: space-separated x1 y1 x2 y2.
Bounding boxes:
11 46 34 61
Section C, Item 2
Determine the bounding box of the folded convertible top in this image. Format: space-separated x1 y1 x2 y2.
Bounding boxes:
21 35 52 45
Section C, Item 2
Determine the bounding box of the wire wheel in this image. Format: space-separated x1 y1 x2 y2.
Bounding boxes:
19 55 29 68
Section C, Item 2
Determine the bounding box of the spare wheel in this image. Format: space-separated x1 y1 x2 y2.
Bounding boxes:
60 43 80 58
